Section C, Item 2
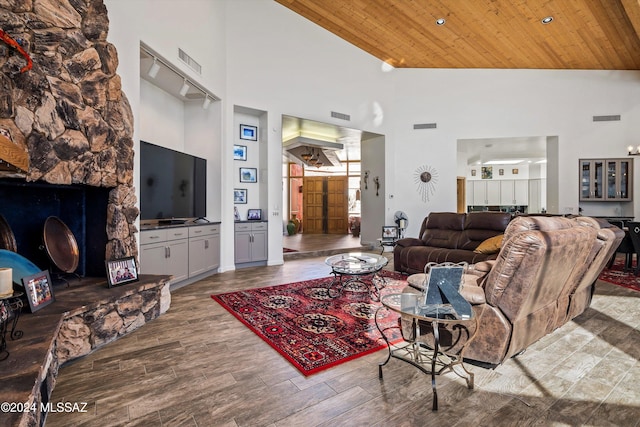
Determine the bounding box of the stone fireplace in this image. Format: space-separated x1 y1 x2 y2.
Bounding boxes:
0 0 138 270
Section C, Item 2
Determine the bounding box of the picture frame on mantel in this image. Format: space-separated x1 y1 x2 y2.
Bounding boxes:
22 270 55 312
240 124 258 141
105 256 139 288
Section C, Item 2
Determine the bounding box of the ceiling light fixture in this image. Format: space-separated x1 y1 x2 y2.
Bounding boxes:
541 16 553 24
627 145 640 156
179 79 190 96
483 159 523 165
436 18 446 26
147 58 160 78
202 96 211 110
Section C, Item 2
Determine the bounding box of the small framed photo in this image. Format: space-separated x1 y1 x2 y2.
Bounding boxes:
481 166 493 179
247 209 262 220
233 144 247 161
470 169 476 176
22 270 55 312
499 168 504 176
382 225 398 242
240 167 257 183
105 256 139 288
234 188 248 204
240 124 257 141
512 168 519 175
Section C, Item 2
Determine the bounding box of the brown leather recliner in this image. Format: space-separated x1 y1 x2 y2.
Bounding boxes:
402 216 603 366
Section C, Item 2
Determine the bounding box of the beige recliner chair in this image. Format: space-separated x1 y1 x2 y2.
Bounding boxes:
403 216 609 366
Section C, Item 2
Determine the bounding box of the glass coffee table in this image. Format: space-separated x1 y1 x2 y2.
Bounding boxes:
376 292 478 411
324 252 388 300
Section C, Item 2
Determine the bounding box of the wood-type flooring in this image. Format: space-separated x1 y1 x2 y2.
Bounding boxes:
47 244 640 426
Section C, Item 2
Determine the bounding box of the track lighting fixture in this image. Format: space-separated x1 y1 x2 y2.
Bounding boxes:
148 58 160 78
202 96 211 110
179 79 190 96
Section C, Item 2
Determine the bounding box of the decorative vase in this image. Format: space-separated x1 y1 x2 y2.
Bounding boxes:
287 219 296 235
291 214 300 233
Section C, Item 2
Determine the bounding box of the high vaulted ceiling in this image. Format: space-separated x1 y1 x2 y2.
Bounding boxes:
275 0 640 70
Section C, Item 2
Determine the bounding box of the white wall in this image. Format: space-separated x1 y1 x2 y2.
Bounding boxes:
105 0 640 269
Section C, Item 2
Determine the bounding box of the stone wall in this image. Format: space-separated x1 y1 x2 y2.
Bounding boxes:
0 0 137 259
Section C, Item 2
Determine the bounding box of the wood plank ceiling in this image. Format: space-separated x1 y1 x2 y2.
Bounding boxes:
275 0 640 70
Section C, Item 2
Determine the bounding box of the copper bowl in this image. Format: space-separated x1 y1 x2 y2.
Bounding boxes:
43 216 79 273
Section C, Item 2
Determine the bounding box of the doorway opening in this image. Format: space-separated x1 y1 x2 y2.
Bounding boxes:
281 115 369 256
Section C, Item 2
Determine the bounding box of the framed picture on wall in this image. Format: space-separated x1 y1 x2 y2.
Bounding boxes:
512 168 519 174
240 167 257 183
234 188 248 204
240 124 258 141
481 166 493 179
233 145 247 161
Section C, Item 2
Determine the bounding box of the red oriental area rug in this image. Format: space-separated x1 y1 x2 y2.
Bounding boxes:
599 257 640 293
211 270 407 376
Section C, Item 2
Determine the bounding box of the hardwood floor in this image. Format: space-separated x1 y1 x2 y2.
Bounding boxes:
47 256 640 426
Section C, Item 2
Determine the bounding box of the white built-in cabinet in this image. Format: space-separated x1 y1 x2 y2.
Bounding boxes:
471 180 501 205
468 179 532 206
235 221 268 265
500 180 529 205
188 224 220 276
140 223 220 285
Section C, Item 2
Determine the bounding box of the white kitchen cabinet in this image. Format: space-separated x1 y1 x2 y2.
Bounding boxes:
472 181 501 205
500 180 529 205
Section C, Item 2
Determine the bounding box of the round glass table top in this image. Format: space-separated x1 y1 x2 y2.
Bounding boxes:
381 293 474 322
325 252 388 275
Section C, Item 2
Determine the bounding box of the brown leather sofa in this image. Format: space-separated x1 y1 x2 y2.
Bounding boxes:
401 215 624 367
393 211 512 275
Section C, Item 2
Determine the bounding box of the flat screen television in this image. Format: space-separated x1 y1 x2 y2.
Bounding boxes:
140 141 206 222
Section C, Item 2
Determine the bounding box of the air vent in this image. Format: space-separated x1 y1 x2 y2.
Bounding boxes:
413 123 437 129
178 48 202 74
593 115 621 122
330 111 350 121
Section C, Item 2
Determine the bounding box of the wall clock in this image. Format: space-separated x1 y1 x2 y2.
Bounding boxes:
414 164 438 202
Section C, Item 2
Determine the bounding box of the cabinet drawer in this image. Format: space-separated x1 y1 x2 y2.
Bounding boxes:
166 228 189 241
235 223 252 232
140 229 167 245
189 224 220 237
251 222 267 231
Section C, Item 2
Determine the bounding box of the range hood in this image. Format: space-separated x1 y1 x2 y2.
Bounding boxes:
284 136 344 167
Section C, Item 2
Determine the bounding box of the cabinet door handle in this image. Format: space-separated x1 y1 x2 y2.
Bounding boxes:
205 240 209 249
167 246 171 258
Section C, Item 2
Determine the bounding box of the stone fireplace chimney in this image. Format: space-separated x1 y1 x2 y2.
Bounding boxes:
0 0 138 269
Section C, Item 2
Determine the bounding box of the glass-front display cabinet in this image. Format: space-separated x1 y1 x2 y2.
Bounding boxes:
580 158 632 201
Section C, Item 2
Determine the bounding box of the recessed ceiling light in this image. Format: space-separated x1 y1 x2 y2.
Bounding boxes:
541 16 553 24
436 18 446 26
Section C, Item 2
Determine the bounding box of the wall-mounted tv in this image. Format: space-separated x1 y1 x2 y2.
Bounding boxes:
140 141 206 222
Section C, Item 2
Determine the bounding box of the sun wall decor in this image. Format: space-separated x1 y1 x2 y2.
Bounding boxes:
414 164 438 202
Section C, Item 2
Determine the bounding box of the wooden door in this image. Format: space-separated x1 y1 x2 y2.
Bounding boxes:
303 177 324 234
457 177 466 213
327 176 348 234
302 176 348 234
